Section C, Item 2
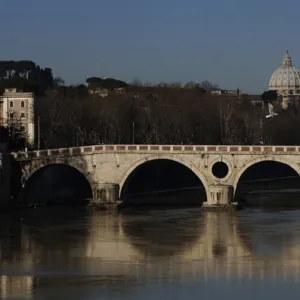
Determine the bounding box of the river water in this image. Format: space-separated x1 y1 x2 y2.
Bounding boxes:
1 205 300 299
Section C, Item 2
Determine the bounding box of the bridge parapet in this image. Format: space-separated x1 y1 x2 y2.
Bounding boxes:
11 145 300 161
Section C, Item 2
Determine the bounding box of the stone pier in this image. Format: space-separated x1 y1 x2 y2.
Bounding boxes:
0 143 10 208
203 185 237 210
91 183 121 210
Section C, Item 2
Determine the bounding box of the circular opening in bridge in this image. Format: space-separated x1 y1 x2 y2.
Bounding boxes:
24 164 93 207
212 162 229 179
121 159 206 206
235 161 299 207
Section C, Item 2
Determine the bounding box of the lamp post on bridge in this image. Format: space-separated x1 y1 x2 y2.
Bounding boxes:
37 115 40 150
132 121 135 144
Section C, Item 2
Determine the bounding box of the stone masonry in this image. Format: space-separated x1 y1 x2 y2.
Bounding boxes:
11 144 300 208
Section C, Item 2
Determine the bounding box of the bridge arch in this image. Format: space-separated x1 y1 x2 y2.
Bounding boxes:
233 156 300 192
19 160 94 205
119 155 209 198
23 159 94 188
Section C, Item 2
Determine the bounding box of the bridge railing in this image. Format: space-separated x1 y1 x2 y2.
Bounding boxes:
10 145 300 160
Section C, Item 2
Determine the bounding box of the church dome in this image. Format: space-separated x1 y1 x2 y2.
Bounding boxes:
269 50 300 96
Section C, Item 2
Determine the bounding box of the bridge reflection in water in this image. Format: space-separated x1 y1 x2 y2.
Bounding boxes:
1 208 300 298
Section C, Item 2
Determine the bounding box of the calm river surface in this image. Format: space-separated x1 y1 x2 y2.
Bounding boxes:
2 205 300 299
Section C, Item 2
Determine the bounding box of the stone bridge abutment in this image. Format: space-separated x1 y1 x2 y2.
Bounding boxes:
10 144 300 209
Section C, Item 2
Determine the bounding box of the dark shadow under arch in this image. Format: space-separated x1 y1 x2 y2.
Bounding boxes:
10 155 23 203
235 161 300 207
120 159 206 206
24 164 93 206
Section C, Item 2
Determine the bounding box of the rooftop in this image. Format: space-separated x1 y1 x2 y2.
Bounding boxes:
0 88 34 98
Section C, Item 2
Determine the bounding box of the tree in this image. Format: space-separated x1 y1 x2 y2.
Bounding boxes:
85 77 128 90
184 81 198 88
130 78 142 86
0 60 54 95
27 80 300 149
200 80 219 90
261 90 277 104
53 77 65 87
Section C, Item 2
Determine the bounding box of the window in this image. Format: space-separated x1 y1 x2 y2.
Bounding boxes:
20 113 25 119
21 101 25 108
9 101 13 108
10 113 14 119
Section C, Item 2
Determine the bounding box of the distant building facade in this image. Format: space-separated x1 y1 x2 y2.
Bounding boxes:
0 88 35 145
210 89 240 97
88 87 108 97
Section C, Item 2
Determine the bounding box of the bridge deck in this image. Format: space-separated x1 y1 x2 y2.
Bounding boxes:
11 145 300 160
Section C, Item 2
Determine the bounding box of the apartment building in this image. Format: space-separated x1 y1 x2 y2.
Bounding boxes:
0 88 35 145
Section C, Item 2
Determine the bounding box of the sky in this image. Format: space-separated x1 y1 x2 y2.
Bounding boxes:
1 0 300 94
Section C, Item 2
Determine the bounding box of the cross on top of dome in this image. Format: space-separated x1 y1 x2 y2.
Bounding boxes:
282 50 292 67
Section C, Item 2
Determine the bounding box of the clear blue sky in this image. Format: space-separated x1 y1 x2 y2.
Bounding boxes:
1 0 300 93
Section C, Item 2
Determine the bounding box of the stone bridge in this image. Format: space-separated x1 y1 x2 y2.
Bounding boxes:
11 144 300 208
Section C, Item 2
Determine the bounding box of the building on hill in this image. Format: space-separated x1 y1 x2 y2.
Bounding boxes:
269 50 300 97
240 94 262 105
88 87 108 97
0 88 35 146
210 89 240 97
